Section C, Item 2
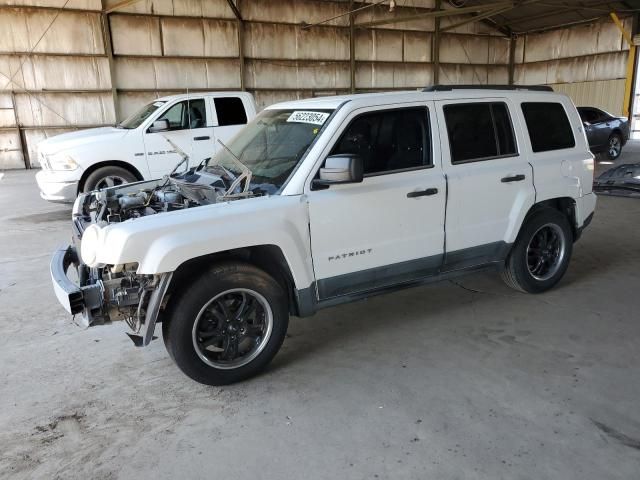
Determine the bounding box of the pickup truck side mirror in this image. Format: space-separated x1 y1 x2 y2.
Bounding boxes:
149 119 170 133
313 154 364 188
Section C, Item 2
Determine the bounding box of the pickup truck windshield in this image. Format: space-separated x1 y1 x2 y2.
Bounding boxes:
206 108 333 191
118 101 167 129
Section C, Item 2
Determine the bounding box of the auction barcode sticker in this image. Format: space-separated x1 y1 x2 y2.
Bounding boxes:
287 111 330 125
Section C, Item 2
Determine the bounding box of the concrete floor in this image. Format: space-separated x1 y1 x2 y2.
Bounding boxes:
1 150 639 480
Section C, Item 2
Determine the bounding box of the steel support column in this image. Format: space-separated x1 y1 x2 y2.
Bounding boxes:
350 0 356 93
611 11 636 117
11 91 30 169
433 0 441 85
227 0 245 91
101 0 119 122
508 34 516 85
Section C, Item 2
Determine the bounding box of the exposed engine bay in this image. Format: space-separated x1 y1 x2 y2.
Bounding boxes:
69 150 268 342
77 165 261 226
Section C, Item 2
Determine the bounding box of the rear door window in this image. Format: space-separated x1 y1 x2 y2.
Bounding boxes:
443 102 517 164
521 102 575 152
214 97 248 126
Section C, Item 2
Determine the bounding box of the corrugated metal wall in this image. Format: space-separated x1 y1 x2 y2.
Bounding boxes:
515 18 632 115
551 79 626 115
0 0 512 169
0 1 632 169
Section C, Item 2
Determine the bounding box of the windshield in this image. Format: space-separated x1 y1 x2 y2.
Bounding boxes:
205 108 333 192
118 101 166 129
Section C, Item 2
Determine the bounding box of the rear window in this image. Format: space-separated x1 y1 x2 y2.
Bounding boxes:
214 97 248 126
521 102 575 152
443 102 517 163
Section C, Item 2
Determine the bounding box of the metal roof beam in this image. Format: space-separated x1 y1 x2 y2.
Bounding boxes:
225 0 242 21
354 1 512 29
498 5 584 27
441 0 546 35
441 5 517 32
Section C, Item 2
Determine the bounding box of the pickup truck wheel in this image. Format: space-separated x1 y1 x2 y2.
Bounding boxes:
501 208 573 294
163 262 288 385
606 133 622 160
83 166 137 192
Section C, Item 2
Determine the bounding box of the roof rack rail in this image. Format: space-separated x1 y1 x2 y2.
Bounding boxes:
423 84 553 92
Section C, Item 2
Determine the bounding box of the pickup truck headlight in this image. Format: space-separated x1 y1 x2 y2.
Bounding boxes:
80 224 101 267
47 152 79 171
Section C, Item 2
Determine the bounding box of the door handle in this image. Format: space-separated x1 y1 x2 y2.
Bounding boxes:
193 136 210 141
407 188 438 198
501 174 525 183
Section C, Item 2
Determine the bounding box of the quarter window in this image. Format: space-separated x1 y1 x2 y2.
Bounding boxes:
214 97 248 126
156 99 206 131
331 107 431 175
443 102 517 164
521 102 575 152
578 108 598 123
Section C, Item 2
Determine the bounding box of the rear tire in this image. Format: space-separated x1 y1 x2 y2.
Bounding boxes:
83 165 137 192
606 133 622 160
501 208 573 293
163 261 289 385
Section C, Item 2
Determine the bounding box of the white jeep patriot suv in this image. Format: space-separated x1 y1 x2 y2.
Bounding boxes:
50 86 596 385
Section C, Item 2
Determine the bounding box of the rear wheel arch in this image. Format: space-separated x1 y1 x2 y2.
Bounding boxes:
521 197 578 241
78 161 144 193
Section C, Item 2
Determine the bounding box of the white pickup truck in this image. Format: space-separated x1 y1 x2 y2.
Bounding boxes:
50 86 596 385
36 91 256 202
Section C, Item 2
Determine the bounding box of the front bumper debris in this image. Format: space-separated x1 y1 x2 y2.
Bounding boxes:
50 245 102 327
50 245 173 346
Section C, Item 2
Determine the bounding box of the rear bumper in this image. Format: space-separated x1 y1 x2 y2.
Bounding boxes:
36 170 78 203
50 245 103 327
578 192 597 226
574 192 596 242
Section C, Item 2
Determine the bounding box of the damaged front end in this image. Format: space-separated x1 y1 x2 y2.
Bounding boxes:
52 149 261 346
50 244 172 346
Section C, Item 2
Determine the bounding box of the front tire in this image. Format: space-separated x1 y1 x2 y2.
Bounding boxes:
163 262 289 385
83 165 137 192
501 208 573 294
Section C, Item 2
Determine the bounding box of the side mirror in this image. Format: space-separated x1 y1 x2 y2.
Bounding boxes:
313 154 363 188
149 119 169 133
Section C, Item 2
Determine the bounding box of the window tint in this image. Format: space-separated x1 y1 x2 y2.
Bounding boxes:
492 103 517 157
119 101 165 129
444 102 517 163
592 108 611 123
331 108 430 175
578 108 598 123
214 97 248 126
157 99 206 130
521 102 575 152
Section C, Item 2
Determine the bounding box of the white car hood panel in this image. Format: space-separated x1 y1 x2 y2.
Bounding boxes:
92 194 314 289
39 127 128 155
